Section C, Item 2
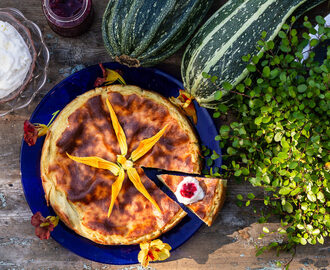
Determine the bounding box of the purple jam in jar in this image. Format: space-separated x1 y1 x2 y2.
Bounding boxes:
42 0 93 37
49 0 83 18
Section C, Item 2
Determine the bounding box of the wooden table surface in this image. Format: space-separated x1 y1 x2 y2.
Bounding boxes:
0 1 329 269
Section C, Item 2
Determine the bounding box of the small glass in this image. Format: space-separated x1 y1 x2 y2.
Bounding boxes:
41 0 93 37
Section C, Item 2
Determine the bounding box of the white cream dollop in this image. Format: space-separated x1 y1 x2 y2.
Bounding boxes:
0 20 32 99
175 176 205 205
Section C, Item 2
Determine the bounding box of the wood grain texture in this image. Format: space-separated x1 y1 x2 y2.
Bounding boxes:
0 1 329 269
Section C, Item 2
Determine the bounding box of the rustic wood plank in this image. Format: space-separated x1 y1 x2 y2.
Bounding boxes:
0 1 329 270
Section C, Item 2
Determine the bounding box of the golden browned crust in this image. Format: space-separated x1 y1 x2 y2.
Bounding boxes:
40 85 201 245
157 175 227 226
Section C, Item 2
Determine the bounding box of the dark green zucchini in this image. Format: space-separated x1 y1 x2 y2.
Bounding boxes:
181 0 326 108
102 0 214 67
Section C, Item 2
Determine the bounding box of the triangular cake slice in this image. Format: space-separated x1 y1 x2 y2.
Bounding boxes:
157 174 227 226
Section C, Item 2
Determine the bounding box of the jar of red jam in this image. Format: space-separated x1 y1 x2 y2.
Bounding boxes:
42 0 93 37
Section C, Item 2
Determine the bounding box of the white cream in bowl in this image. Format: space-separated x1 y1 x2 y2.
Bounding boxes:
0 20 32 99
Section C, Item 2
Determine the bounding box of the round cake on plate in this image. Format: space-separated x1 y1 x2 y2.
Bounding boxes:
40 85 201 245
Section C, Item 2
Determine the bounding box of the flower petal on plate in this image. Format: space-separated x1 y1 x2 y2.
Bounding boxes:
108 168 125 217
66 153 120 176
127 167 161 213
106 98 128 156
130 125 168 162
105 69 126 85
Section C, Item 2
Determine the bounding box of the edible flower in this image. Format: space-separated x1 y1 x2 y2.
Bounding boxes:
31 212 59 240
138 239 172 267
94 63 126 87
24 110 60 146
67 98 168 217
170 90 197 124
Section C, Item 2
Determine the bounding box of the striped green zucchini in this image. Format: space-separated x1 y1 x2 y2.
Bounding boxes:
102 0 214 67
181 0 326 108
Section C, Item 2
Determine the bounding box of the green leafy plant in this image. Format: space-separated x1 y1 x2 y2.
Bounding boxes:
208 15 329 267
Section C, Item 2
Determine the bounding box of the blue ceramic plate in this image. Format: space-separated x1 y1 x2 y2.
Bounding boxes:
20 63 221 265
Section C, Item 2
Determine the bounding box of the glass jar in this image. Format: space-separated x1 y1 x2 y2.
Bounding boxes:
41 0 93 37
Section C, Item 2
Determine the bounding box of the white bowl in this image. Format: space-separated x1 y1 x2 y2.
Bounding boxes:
0 8 49 116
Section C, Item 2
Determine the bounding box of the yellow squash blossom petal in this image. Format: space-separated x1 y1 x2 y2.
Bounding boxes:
130 125 168 162
66 153 120 176
108 168 125 217
126 167 161 213
35 124 49 137
105 69 126 85
106 98 128 156
156 248 171 261
138 239 171 267
138 248 149 268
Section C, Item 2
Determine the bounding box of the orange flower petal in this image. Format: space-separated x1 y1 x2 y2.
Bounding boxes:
66 153 120 176
108 168 125 217
105 69 126 85
130 125 168 162
183 102 197 125
105 98 128 156
127 167 161 213
170 90 197 125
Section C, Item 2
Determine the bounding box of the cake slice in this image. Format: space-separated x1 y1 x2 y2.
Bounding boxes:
157 174 226 226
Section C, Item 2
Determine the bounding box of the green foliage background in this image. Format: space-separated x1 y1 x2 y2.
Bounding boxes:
205 15 329 263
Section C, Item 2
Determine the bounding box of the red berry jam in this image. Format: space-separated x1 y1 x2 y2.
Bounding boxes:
49 0 83 18
180 183 197 198
42 0 93 37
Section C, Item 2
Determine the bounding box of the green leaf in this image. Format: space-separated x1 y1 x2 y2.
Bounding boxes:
300 238 307 245
202 72 211 78
263 227 270 233
317 235 324 244
281 138 290 149
289 162 298 169
307 192 316 202
234 169 242 177
312 229 320 236
290 187 301 196
213 111 220 118
242 54 251 62
220 125 230 135
278 31 286 39
211 76 218 83
237 194 243 200
255 117 263 125
222 82 233 91
274 133 283 142
266 40 274 50
310 39 319 47
218 104 228 113
214 91 223 100
256 247 266 257
247 193 255 200
297 84 307 93
247 64 256 72
315 16 325 25
263 66 270 77
283 201 293 213
278 152 288 159
279 187 291 195
301 202 308 211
